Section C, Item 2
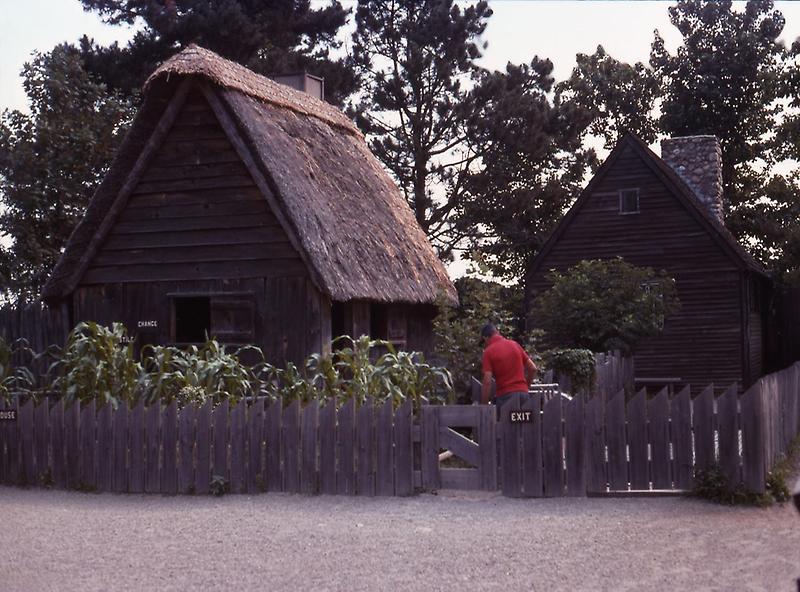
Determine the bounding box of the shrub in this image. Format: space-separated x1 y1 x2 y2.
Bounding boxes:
544 348 595 394
532 258 680 353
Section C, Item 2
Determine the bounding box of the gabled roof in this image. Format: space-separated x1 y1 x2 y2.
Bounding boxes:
42 46 457 305
527 133 768 281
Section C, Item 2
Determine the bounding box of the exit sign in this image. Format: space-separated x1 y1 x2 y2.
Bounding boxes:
509 411 533 423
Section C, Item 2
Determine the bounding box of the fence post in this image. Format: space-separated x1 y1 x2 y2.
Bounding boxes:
420 405 440 491
741 381 766 494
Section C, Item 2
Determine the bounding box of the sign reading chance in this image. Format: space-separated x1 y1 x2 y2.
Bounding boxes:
509 411 533 423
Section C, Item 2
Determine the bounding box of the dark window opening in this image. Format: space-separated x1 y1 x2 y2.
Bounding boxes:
173 297 211 343
619 189 640 214
370 303 388 341
331 301 347 340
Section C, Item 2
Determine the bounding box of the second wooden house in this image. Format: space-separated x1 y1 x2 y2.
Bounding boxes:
526 134 771 392
42 46 456 363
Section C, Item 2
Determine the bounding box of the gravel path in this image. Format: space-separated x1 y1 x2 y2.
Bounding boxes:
2 486 798 592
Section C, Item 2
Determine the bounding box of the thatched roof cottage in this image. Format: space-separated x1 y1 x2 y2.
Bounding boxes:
42 45 456 363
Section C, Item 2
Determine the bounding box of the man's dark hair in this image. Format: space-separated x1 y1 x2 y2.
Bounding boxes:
481 323 498 339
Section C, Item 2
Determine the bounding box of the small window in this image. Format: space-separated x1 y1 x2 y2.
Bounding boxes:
619 189 640 214
171 293 255 344
173 297 211 343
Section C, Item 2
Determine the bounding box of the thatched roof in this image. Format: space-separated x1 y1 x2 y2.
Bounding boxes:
43 45 456 305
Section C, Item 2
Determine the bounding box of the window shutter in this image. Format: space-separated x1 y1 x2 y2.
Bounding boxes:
210 294 255 343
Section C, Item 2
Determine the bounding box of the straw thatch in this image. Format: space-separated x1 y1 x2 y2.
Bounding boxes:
43 46 456 305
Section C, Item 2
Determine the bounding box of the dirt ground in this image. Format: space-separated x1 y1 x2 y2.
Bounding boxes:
1 486 798 592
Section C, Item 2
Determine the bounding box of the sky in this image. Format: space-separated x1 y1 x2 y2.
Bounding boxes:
4 0 800 114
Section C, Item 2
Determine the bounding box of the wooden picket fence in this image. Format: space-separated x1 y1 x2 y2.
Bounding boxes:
0 397 420 496
1 363 797 497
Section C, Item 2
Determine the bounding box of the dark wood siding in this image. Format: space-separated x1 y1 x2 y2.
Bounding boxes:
74 277 329 365
528 143 747 390
81 90 303 285
72 89 333 365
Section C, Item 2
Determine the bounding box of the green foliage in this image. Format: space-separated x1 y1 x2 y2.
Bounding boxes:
532 258 680 354
78 0 357 106
49 322 141 409
21 324 451 410
139 340 259 407
0 45 134 301
651 0 789 268
352 0 492 255
692 434 800 506
544 349 595 394
0 337 37 404
433 278 526 398
258 336 453 410
557 45 660 150
692 464 771 506
765 434 800 503
210 474 229 497
457 60 595 280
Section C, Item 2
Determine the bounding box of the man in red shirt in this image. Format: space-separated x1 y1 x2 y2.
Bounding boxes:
480 324 537 412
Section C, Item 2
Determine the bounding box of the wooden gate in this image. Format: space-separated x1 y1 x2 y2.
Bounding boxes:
419 405 497 491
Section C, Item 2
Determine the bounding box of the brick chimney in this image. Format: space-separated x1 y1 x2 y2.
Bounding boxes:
661 135 724 224
270 72 325 101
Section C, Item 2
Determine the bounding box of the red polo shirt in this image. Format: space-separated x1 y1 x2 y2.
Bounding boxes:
482 334 530 396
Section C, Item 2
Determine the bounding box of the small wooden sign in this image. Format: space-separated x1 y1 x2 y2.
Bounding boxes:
0 409 17 421
509 410 533 423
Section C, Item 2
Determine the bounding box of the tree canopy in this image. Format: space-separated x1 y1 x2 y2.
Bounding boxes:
79 0 358 106
0 45 134 302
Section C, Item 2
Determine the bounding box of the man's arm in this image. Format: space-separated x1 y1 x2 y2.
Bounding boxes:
481 371 494 405
524 357 538 386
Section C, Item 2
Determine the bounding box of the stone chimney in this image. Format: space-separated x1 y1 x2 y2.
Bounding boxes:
661 135 724 224
270 72 325 101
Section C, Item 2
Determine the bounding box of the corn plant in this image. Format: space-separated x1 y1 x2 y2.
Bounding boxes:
140 338 256 406
49 322 141 408
0 336 37 404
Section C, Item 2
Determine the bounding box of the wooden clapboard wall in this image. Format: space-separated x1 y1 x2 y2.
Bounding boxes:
71 88 330 364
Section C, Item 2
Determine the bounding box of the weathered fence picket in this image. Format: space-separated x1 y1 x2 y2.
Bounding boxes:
113 403 129 493
97 403 113 492
162 400 178 494
129 400 145 493
319 401 336 495
247 399 263 493
542 395 563 497
229 400 245 494
521 394 542 497
627 389 648 490
195 400 211 495
178 403 194 494
80 401 96 490
648 389 671 489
